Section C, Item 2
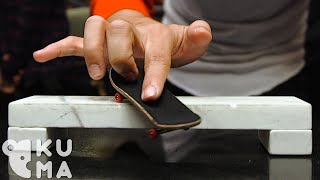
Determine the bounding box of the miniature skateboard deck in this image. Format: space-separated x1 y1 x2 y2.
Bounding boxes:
109 66 201 133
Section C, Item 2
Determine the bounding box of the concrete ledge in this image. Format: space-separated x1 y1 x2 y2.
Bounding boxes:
9 96 311 129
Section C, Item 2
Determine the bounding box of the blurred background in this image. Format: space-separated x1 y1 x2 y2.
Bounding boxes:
0 0 319 160
0 0 319 179
0 0 165 141
1 0 91 144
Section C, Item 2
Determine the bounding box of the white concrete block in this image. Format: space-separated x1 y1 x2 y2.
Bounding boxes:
7 127 67 151
268 158 312 180
9 96 312 130
258 130 312 155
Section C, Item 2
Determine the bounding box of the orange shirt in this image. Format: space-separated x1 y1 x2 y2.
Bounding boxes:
91 0 154 19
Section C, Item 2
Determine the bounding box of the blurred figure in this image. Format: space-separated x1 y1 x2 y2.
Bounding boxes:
31 0 319 161
0 0 96 98
0 1 99 138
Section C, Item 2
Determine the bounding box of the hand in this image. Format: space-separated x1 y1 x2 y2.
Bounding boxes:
33 10 212 101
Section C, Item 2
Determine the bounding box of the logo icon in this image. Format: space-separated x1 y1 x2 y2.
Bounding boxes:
2 139 72 178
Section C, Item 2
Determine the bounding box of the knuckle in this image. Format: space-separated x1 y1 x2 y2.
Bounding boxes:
110 19 130 27
84 44 99 55
64 36 76 44
61 36 79 55
108 20 131 35
149 24 171 36
84 45 103 61
85 15 105 26
150 54 166 63
65 36 83 50
145 55 170 69
84 47 103 61
83 34 102 54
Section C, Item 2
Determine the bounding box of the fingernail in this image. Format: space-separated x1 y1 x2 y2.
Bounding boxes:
89 64 102 79
142 85 157 100
33 50 41 56
194 27 208 33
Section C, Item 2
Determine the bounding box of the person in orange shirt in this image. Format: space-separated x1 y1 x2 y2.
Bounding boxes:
31 0 317 161
33 0 212 101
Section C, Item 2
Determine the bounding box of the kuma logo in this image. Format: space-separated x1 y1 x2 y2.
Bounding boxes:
2 139 72 179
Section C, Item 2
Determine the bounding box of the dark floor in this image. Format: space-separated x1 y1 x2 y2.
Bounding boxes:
0 129 318 179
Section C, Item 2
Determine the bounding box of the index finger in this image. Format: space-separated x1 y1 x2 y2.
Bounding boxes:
142 25 173 101
83 16 109 80
33 36 84 62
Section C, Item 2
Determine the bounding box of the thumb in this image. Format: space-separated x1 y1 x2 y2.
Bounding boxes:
171 20 212 67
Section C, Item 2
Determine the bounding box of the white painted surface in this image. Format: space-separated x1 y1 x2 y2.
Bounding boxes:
9 96 311 129
258 130 312 155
